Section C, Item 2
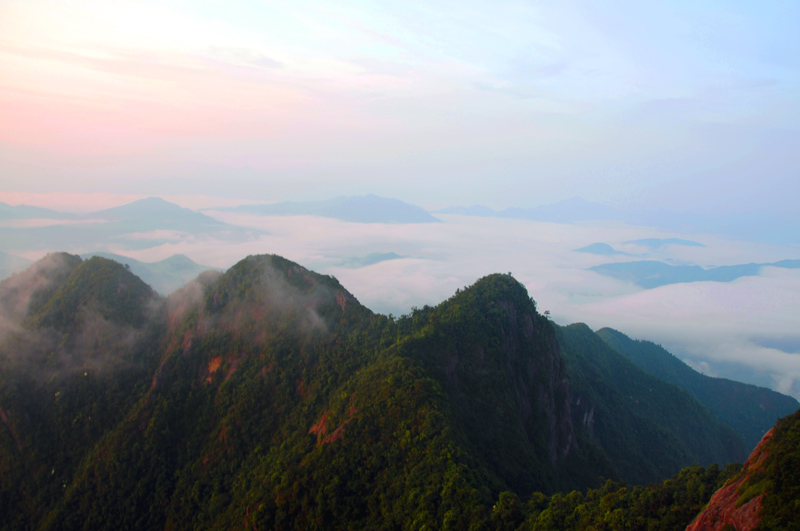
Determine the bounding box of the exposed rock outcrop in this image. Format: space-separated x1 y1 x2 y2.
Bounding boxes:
685 429 773 531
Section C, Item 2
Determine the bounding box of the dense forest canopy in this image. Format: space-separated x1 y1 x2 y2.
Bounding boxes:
0 253 796 530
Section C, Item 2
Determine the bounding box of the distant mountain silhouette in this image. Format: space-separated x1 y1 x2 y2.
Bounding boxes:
80 252 220 295
590 259 800 289
0 202 78 220
0 197 255 254
336 251 406 268
575 243 633 256
218 194 440 223
90 197 229 232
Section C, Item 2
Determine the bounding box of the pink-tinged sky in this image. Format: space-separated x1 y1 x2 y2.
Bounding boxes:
1 0 799 213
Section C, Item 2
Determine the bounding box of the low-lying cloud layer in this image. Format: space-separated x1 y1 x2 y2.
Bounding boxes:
6 201 800 398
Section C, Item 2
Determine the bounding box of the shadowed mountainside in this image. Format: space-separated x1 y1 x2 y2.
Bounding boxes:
596 327 799 451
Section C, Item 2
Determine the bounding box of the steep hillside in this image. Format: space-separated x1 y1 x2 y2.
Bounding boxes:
390 274 616 495
596 327 799 450
557 324 747 485
39 255 491 529
0 255 165 529
0 253 766 530
687 407 800 531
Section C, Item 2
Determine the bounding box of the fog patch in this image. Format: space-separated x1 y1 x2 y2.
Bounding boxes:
0 254 166 383
166 269 222 326
750 336 800 355
0 303 159 383
253 258 334 335
0 253 78 339
167 258 335 353
6 210 798 398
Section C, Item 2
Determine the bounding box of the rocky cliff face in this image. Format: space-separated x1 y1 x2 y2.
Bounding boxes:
687 406 800 531
685 429 772 531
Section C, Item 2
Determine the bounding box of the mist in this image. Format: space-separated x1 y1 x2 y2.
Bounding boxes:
1 0 798 398
0 254 165 383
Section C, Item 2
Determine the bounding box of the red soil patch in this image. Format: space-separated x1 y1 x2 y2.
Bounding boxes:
309 411 330 441
206 356 223 383
336 291 347 313
321 424 347 444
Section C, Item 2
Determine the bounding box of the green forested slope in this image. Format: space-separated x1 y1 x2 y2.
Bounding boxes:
557 324 747 485
596 327 799 450
0 255 165 529
0 253 765 530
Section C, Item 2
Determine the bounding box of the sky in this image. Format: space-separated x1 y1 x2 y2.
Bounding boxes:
2 0 800 212
1 2 800 397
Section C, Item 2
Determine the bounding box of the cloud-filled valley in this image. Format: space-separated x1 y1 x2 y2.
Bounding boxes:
2 193 799 399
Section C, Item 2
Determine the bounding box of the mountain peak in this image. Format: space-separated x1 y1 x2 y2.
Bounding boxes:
92 197 188 218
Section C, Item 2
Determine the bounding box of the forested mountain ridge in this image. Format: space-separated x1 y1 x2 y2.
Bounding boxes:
0 253 789 529
596 327 799 451
0 254 165 529
557 324 747 485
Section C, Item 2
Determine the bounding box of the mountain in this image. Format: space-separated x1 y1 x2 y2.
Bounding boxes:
687 407 800 530
336 251 406 268
0 202 77 220
89 197 230 233
556 323 747 486
0 253 764 529
590 259 800 289
80 252 220 295
596 328 800 451
574 243 632 256
0 254 165 529
218 194 441 223
0 197 253 254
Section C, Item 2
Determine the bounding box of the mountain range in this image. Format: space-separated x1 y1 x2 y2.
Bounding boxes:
80 252 219 295
0 197 255 254
596 328 798 451
213 194 441 223
590 259 800 289
1 252 796 529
